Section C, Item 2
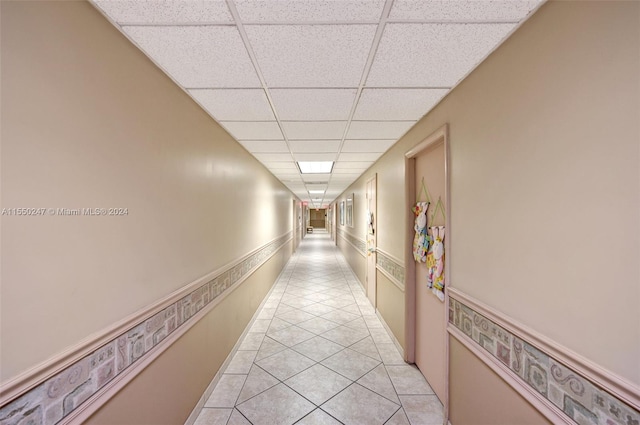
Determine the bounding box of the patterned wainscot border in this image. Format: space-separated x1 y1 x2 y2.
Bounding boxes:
337 229 366 256
376 251 405 288
0 233 292 425
449 298 640 425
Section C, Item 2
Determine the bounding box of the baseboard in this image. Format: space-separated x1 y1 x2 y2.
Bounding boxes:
376 309 405 360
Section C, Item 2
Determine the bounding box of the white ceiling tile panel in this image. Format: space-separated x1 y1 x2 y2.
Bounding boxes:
244 25 376 87
282 122 347 140
274 173 303 180
366 23 516 87
94 0 233 24
332 169 368 175
341 139 396 152
261 161 298 171
389 0 542 22
289 140 341 153
339 152 382 162
293 153 337 162
253 153 294 162
347 121 415 139
234 0 385 22
190 89 275 121
333 161 373 169
354 89 449 120
302 174 331 182
239 140 289 153
270 89 357 120
122 26 261 88
220 121 283 140
306 184 327 191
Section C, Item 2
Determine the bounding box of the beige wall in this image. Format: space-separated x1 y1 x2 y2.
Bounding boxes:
1 0 293 390
338 0 639 420
86 249 289 425
449 338 552 425
335 187 368 286
375 273 405 349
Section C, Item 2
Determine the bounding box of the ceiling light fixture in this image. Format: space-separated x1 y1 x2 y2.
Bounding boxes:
308 190 325 194
297 161 334 174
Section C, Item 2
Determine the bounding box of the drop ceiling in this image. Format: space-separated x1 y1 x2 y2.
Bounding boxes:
92 0 544 208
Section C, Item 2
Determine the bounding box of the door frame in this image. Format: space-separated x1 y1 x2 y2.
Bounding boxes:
404 124 451 421
366 174 377 307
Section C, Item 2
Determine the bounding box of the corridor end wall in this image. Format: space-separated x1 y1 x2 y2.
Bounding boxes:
1 1 295 423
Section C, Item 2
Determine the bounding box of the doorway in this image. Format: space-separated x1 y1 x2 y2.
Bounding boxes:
366 175 377 307
309 208 326 229
405 125 450 415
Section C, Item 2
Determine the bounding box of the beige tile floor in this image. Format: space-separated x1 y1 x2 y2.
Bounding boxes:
191 231 443 425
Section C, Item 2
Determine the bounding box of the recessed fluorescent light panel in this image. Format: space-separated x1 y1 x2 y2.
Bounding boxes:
308 190 325 194
297 161 334 174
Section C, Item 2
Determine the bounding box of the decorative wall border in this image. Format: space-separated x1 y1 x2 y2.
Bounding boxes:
337 228 366 257
447 289 640 425
375 248 405 291
0 232 292 425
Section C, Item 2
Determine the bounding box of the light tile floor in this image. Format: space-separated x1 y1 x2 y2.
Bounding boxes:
192 231 443 425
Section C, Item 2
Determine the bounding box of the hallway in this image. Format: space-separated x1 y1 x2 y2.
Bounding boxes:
192 232 443 425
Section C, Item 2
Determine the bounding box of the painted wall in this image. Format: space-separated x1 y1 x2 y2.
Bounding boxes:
0 0 294 418
449 338 552 425
335 187 367 287
86 250 289 425
375 273 405 349
338 0 639 421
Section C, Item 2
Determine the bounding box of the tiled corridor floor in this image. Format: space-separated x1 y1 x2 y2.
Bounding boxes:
191 231 443 425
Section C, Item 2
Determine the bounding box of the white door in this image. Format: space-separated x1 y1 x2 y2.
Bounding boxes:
366 175 377 307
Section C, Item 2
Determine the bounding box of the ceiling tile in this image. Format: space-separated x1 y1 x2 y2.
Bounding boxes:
342 139 395 153
354 89 448 120
389 0 542 22
339 152 382 162
333 161 373 169
302 174 331 182
346 121 415 139
221 122 283 140
273 173 303 180
261 161 298 171
122 26 260 88
244 25 376 87
270 89 357 120
190 89 274 121
282 122 347 140
306 184 327 191
94 0 233 24
332 169 368 175
239 140 289 153
234 0 385 22
253 153 293 162
293 153 337 162
289 140 341 153
366 23 516 87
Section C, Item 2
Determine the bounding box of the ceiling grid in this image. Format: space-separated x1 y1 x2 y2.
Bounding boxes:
92 0 545 207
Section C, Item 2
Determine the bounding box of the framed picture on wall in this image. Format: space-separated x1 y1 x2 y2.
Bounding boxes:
339 201 345 226
346 194 354 227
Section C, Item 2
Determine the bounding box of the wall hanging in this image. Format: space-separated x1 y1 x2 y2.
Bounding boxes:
426 197 446 301
412 202 430 262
